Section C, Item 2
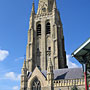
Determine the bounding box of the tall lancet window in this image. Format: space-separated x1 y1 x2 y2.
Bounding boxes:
32 78 41 90
37 24 41 36
46 22 50 34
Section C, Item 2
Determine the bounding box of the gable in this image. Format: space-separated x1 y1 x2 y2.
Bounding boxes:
27 67 47 88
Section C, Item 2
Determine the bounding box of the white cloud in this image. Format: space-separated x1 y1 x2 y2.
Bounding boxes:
15 57 24 61
66 54 79 68
5 72 21 81
0 49 9 61
12 86 19 90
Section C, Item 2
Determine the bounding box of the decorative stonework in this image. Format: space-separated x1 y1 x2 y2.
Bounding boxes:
54 78 85 87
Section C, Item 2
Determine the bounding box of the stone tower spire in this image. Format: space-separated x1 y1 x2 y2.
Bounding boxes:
26 0 68 72
20 58 27 90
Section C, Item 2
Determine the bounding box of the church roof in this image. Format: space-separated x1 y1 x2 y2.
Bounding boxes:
42 68 83 80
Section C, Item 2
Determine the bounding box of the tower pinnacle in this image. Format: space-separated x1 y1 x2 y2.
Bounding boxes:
23 58 26 69
31 0 35 14
29 0 35 29
20 58 27 90
53 0 57 9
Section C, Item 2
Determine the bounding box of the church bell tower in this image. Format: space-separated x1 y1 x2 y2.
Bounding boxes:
26 0 68 72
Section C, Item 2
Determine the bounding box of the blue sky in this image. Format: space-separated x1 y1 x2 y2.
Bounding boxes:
0 0 90 90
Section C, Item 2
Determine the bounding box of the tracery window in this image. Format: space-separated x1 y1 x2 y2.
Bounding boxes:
46 22 50 34
32 78 41 90
37 24 41 36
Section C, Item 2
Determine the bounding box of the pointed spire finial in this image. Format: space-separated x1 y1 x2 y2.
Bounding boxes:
53 0 57 9
23 55 26 68
31 0 35 13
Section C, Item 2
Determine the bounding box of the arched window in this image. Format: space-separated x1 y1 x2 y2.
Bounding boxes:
46 22 50 34
32 78 41 90
37 24 41 36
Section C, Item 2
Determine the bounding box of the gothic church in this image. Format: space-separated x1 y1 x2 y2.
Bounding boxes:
20 0 85 90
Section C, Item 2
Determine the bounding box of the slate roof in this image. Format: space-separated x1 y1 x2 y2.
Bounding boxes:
28 68 83 80
42 68 83 80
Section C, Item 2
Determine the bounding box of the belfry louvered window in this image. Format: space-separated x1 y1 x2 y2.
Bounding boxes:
37 24 41 36
46 22 50 34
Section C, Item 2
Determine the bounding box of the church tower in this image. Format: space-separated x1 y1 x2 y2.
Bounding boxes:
26 0 67 72
20 1 85 90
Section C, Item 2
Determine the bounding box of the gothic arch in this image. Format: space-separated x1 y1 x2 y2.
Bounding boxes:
36 22 41 36
31 77 41 90
28 74 45 89
46 21 51 35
